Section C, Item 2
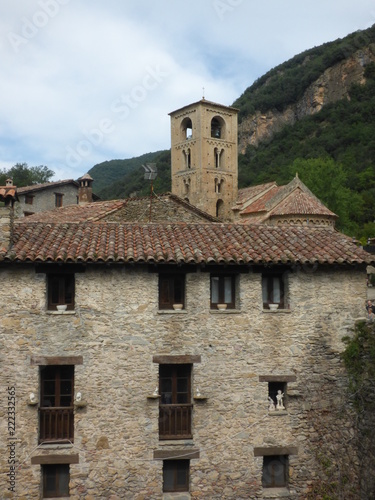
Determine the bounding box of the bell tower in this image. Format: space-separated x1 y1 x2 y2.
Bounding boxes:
169 99 238 220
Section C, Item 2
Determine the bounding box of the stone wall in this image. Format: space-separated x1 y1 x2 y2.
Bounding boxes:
0 263 368 499
15 184 79 217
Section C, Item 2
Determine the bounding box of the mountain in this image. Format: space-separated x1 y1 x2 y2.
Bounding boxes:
88 151 166 194
89 25 375 238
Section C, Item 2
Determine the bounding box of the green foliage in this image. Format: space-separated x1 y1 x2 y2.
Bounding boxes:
341 321 375 412
233 25 375 121
238 72 375 237
96 150 171 200
89 151 166 194
0 163 54 187
287 158 363 234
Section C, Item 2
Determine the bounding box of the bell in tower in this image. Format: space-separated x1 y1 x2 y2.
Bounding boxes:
169 99 238 220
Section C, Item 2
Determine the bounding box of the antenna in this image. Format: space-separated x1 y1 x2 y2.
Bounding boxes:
141 163 158 222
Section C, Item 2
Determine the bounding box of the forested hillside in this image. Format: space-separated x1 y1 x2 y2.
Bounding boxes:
91 25 375 239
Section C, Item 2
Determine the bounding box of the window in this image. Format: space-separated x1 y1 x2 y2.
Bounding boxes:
262 455 288 488
55 193 63 207
163 460 190 492
48 274 75 311
39 365 74 443
43 464 70 497
181 117 192 141
159 364 192 439
25 194 34 205
211 117 222 138
268 382 286 410
262 273 285 309
159 274 185 310
211 274 236 309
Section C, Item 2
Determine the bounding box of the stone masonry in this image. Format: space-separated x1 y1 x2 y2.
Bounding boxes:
0 262 367 499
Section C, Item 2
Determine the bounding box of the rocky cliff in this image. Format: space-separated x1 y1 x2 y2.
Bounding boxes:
238 46 375 154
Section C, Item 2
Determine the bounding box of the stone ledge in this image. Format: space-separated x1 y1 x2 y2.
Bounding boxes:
262 309 291 314
209 309 241 314
46 310 76 315
157 310 188 315
268 410 288 416
262 487 297 498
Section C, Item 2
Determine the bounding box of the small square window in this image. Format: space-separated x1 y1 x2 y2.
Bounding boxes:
43 463 70 497
262 455 288 488
210 274 236 309
262 273 287 309
163 460 190 492
48 274 75 311
159 274 185 309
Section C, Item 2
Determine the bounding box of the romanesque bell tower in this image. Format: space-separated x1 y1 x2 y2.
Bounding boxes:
169 99 238 220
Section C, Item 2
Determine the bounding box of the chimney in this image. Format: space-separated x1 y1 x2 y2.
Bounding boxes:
0 179 17 253
78 174 93 205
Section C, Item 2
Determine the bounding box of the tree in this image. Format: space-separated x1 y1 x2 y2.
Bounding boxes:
287 157 363 235
0 163 54 187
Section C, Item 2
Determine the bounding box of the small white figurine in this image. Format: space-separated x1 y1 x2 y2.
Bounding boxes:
152 387 159 397
29 392 37 404
276 390 285 410
268 396 275 411
76 392 82 402
195 387 201 397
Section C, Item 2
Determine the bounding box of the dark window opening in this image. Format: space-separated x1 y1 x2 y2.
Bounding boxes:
262 455 288 488
211 118 221 138
181 117 193 141
55 193 63 207
211 274 235 309
262 274 285 309
159 274 185 310
39 365 74 443
159 364 192 439
216 199 224 218
48 274 75 311
163 460 189 492
268 382 286 410
25 194 34 205
43 464 70 498
24 211 35 217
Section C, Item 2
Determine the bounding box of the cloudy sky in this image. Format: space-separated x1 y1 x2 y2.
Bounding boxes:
1 0 374 181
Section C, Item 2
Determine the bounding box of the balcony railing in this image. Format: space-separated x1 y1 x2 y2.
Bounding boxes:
39 407 74 443
159 404 192 439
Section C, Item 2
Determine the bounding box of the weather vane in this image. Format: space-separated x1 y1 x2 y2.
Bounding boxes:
141 163 158 222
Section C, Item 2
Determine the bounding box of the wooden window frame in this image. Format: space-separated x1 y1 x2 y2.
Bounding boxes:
262 455 288 488
55 193 63 208
39 365 74 443
262 273 285 309
210 274 236 309
159 364 192 440
47 274 75 311
42 463 70 498
159 273 185 310
163 459 190 492
25 194 34 205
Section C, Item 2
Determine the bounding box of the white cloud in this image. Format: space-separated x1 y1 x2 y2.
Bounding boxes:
0 0 374 181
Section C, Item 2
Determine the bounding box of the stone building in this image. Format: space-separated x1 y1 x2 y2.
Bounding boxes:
0 99 374 499
15 174 97 218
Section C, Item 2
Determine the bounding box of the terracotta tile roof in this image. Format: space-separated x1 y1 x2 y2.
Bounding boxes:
3 222 373 265
17 179 78 194
19 194 219 224
236 182 277 205
269 188 336 217
0 186 18 201
240 185 281 214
